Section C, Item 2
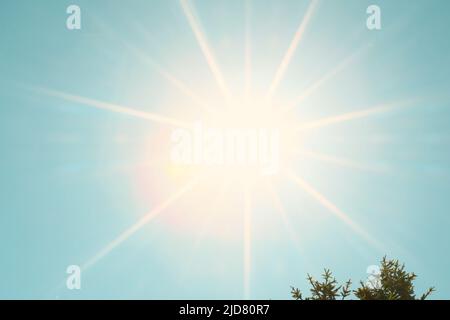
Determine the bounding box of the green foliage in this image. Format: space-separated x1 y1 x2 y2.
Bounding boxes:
291 257 435 300
291 269 351 300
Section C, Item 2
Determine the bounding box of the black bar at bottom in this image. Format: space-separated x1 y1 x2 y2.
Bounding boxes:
0 300 448 318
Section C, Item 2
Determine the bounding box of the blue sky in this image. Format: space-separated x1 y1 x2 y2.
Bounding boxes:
1 0 450 299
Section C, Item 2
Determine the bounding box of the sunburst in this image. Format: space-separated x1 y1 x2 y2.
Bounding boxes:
36 0 412 299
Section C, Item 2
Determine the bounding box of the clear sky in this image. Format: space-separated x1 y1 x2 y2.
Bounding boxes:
1 0 450 299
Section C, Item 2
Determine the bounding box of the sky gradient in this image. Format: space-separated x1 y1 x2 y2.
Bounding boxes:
1 0 450 299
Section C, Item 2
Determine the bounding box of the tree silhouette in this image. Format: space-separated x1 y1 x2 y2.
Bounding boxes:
291 257 435 300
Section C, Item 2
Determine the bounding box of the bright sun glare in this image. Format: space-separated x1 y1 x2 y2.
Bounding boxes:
38 0 402 298
167 95 299 183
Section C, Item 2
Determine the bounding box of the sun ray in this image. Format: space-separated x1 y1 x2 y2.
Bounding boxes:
243 184 253 300
180 0 231 99
86 15 214 115
35 87 190 128
190 177 231 254
264 180 305 255
283 44 370 114
82 176 202 271
293 150 387 173
266 0 319 99
285 170 384 252
125 44 215 114
244 0 252 99
294 100 413 132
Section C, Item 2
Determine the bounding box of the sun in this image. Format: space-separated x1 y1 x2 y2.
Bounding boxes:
166 94 300 186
